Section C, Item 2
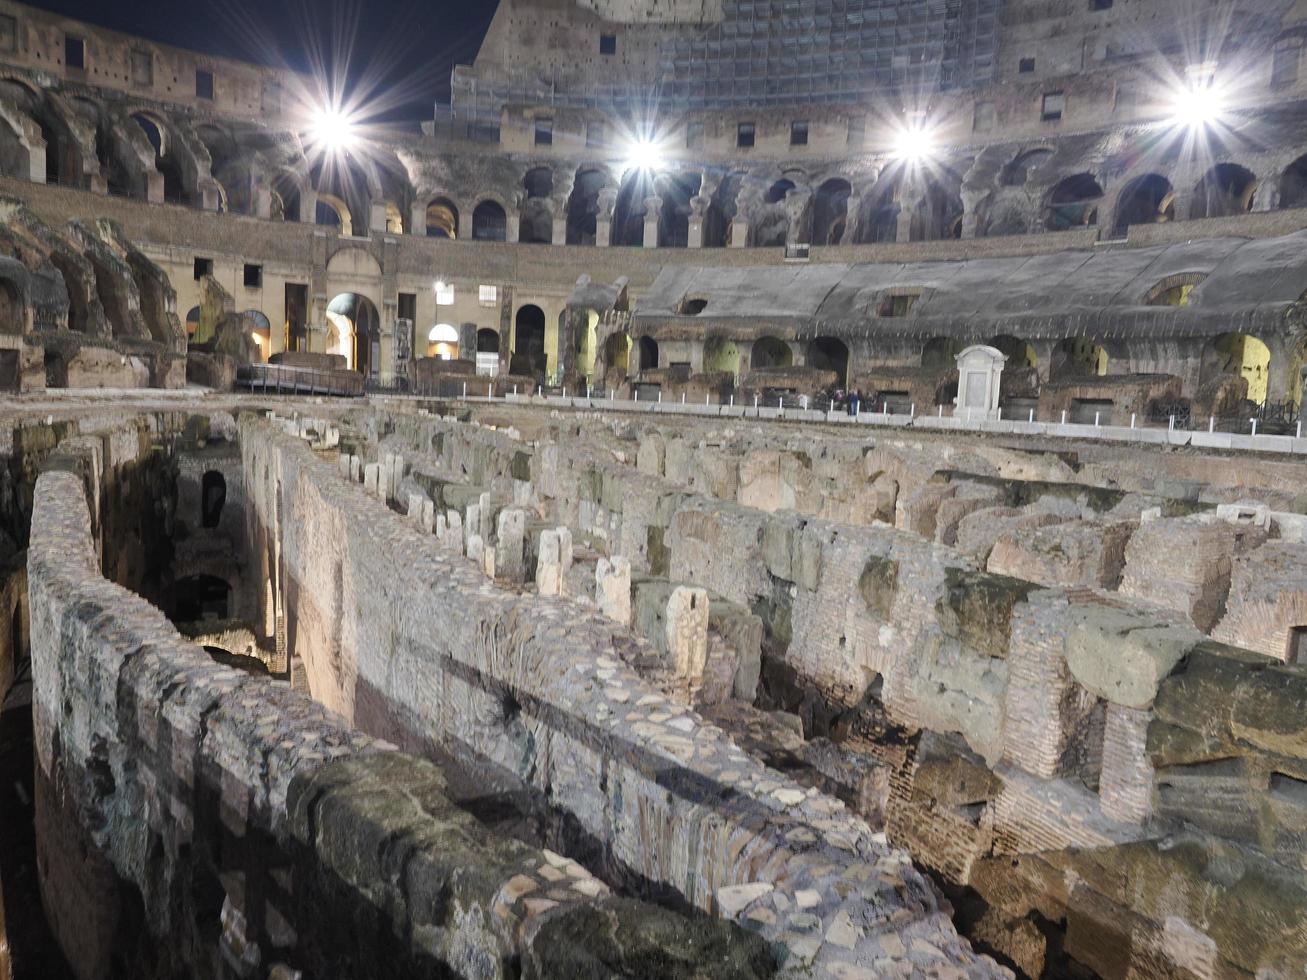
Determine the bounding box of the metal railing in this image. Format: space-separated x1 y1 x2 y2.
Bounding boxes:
236 363 364 397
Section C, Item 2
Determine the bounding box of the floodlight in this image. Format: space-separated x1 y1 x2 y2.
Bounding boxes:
309 106 358 151
892 122 937 164
623 138 664 174
1167 66 1227 130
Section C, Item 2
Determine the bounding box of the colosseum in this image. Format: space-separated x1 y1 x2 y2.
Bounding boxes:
1 0 1306 977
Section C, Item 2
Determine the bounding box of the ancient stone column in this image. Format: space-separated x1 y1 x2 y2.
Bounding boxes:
596 556 632 625
688 194 710 248
536 529 563 596
666 586 709 696
363 463 380 496
642 196 662 248
729 216 748 248
596 188 618 247
495 507 528 583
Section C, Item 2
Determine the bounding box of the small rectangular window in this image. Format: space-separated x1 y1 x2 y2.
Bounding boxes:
737 121 755 148
534 117 553 146
1019 56 1035 73
686 120 704 148
193 257 213 280
64 35 84 70
435 282 455 305
130 50 152 86
599 34 617 55
1041 91 1065 122
847 115 866 147
0 15 17 53
586 120 604 148
195 69 214 100
479 284 498 306
973 101 996 132
398 292 417 321
243 263 262 289
1090 0 1112 9
1273 44 1300 89
790 120 809 146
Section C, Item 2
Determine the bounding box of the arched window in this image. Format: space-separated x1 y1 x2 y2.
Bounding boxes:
1112 174 1175 236
807 336 850 386
471 200 507 241
1045 174 1103 231
425 198 459 239
751 336 793 370
1190 164 1257 220
201 470 226 528
427 323 459 360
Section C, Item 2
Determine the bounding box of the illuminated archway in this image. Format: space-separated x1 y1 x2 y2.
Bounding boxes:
1203 333 1271 406
1053 337 1108 379
472 200 507 241
989 334 1037 370
425 197 459 239
703 335 740 377
316 192 353 235
325 292 380 374
427 323 459 360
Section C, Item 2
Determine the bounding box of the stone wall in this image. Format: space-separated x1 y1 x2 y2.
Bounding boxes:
242 414 1004 978
26 423 774 980
357 402 1307 978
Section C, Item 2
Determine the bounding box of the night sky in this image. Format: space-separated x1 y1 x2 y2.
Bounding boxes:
26 0 499 123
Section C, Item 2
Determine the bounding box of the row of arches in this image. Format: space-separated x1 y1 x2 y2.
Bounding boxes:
3 76 1307 248
612 331 1278 406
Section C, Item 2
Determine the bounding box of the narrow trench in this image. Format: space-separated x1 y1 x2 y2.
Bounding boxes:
0 656 76 979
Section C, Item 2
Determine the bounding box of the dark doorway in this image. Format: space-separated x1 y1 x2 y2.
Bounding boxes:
173 575 231 622
201 471 226 529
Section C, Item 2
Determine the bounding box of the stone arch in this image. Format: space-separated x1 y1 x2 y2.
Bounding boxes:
427 323 459 359
325 291 380 375
703 334 740 377
751 336 793 370
0 274 24 336
611 169 651 246
1145 272 1208 307
765 178 796 204
657 171 701 248
638 335 659 373
1111 173 1175 236
472 199 508 241
566 167 608 245
910 173 964 241
603 332 632 375
922 337 963 369
425 196 459 239
1000 148 1054 187
512 304 547 379
812 179 852 245
1190 163 1257 219
976 190 1031 237
1279 154 1307 209
989 334 1037 369
1045 173 1103 230
807 336 849 386
271 168 308 222
1202 332 1272 406
476 327 500 353
0 102 38 181
858 175 900 243
316 192 354 234
519 167 555 245
1051 337 1108 379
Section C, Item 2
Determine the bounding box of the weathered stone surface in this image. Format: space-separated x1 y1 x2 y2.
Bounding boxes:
1064 606 1199 709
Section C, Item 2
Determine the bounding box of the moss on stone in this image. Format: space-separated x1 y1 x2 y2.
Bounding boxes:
935 567 1036 660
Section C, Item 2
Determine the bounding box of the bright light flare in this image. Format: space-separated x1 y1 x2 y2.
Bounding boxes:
623 138 665 174
892 123 938 164
1166 70 1227 131
308 105 359 152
